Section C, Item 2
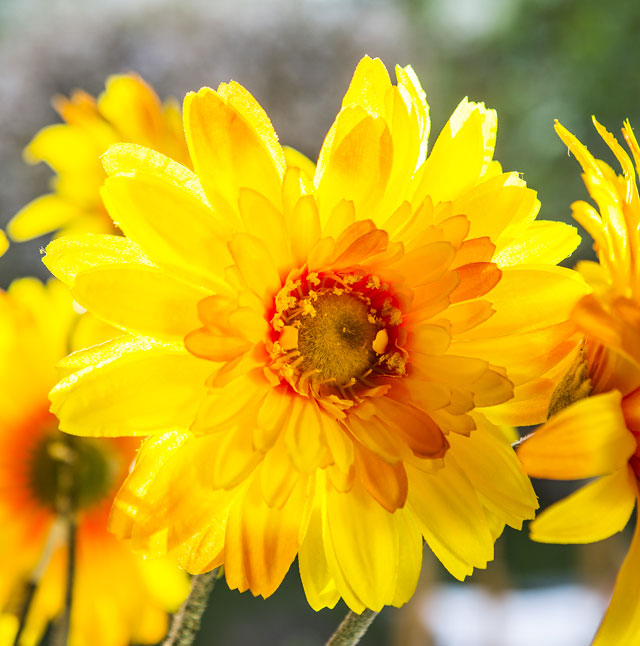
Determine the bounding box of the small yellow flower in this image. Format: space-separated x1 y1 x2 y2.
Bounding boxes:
518 119 640 645
0 279 188 646
0 231 8 256
9 74 190 241
45 57 585 611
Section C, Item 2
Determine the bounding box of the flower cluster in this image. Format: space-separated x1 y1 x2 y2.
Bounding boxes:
42 56 584 611
4 54 638 645
518 119 640 645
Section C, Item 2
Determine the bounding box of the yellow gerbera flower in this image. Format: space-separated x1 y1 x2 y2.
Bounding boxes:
9 74 190 241
44 57 586 612
518 118 640 645
0 279 188 646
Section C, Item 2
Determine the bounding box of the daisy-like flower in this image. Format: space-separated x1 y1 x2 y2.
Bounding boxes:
0 279 188 646
44 57 586 612
9 74 190 241
518 119 640 645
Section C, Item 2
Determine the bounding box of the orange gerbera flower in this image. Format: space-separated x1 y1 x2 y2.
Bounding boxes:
518 118 640 644
0 279 188 646
44 57 585 612
9 74 190 240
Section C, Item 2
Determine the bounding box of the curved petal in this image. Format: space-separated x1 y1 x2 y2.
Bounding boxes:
51 336 212 436
71 266 205 340
530 466 636 543
593 487 640 645
183 87 283 219
517 391 636 480
408 459 494 577
224 475 310 598
449 415 538 529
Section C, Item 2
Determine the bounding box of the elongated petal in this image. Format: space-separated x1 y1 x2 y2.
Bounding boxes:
530 466 636 543
224 476 309 597
494 220 580 267
9 194 84 241
101 168 233 292
518 392 636 479
51 336 212 436
593 487 640 645
408 459 494 577
298 498 340 611
324 479 399 611
184 87 283 219
449 415 537 528
71 266 205 340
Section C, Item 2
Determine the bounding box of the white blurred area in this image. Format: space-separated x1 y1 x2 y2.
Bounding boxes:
420 584 607 646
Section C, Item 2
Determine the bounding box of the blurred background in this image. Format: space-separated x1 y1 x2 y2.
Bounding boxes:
1 0 638 643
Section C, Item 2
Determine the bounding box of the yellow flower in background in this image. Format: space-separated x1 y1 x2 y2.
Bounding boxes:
0 231 7 256
518 119 640 645
0 280 188 646
8 74 190 241
44 57 585 612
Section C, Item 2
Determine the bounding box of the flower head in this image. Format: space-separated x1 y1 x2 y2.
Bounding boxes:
518 118 640 644
9 74 190 241
45 57 585 611
0 279 188 646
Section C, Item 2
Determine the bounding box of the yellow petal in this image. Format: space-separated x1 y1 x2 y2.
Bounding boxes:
324 479 399 611
71 266 205 340
183 87 283 219
517 391 636 479
356 445 408 513
224 475 309 598
493 220 581 267
593 487 640 645
412 103 485 206
44 233 154 286
408 459 494 578
8 194 84 241
315 112 393 219
469 266 588 338
51 336 212 436
229 233 281 304
530 466 636 543
101 168 233 293
449 415 538 529
298 498 341 611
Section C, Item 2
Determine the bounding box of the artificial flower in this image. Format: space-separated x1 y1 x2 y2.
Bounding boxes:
518 118 640 645
0 279 189 646
44 56 586 612
9 74 190 240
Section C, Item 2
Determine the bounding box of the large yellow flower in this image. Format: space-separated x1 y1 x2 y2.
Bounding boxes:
9 74 190 240
0 279 188 646
44 57 586 612
518 119 640 645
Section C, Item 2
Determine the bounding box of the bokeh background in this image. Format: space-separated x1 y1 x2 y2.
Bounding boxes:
1 0 638 644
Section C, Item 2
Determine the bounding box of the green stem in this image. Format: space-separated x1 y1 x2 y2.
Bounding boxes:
325 609 379 646
162 570 219 646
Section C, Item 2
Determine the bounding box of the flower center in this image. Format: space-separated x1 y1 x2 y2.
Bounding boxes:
28 434 119 513
297 293 378 386
269 270 407 401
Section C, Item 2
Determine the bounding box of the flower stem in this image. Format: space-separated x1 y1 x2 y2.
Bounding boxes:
12 518 66 646
325 609 379 646
163 570 220 646
57 515 77 646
